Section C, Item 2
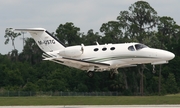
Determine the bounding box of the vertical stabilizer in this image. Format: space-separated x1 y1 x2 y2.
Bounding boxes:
15 28 65 52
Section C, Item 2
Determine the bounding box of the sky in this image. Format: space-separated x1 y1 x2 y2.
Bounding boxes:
0 0 180 54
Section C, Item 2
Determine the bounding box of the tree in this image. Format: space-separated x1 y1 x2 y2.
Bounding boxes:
4 28 21 50
4 28 21 61
100 21 123 43
3 69 24 87
157 16 180 95
55 22 82 46
157 16 180 49
116 1 159 95
19 38 42 64
165 73 178 93
23 82 38 92
117 1 158 43
82 29 102 45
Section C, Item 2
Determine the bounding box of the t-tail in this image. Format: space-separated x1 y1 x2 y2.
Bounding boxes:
15 28 65 52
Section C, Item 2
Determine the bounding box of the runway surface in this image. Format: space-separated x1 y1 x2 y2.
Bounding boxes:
0 105 180 108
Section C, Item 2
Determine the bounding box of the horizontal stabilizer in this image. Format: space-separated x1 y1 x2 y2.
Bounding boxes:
15 28 45 31
43 58 54 60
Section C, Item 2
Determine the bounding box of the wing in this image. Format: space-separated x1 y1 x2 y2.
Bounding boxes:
42 53 137 71
43 56 110 71
44 57 137 72
42 53 110 70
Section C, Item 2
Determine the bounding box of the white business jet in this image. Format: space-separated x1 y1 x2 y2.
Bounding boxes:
15 28 175 78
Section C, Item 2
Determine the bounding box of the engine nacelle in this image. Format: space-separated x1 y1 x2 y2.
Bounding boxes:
58 45 83 57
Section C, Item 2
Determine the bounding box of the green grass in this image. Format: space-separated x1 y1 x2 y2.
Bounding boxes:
0 96 180 106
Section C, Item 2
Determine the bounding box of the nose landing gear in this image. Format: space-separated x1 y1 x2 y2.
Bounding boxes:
87 71 94 78
152 65 156 73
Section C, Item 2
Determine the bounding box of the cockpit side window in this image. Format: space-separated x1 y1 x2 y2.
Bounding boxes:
128 45 135 51
135 44 148 50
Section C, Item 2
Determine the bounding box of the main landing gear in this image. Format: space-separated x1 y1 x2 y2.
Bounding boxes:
86 69 118 79
109 69 118 79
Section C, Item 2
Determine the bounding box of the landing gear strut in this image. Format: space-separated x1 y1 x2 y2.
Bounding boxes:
109 69 118 79
152 65 156 73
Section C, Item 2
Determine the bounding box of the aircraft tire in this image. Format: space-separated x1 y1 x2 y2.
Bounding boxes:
87 71 94 78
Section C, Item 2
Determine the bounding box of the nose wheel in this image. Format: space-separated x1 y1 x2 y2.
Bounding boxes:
87 71 94 78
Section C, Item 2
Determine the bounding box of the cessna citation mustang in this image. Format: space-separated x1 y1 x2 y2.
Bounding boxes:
15 28 175 78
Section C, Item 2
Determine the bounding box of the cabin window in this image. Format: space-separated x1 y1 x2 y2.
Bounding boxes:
135 44 148 50
110 47 115 50
128 45 135 51
94 48 99 52
102 47 107 51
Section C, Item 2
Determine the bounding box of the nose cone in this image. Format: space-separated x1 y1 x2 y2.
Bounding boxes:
166 51 175 60
160 50 175 60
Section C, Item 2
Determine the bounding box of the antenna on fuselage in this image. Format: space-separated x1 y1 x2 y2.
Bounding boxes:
96 41 99 45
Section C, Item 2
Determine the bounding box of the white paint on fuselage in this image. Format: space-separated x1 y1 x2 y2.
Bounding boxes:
73 43 174 68
43 42 175 72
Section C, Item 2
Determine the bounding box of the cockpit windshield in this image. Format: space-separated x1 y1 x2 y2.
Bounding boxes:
128 45 135 51
128 44 148 51
135 44 148 50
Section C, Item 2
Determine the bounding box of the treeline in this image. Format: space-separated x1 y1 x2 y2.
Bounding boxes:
1 1 180 95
